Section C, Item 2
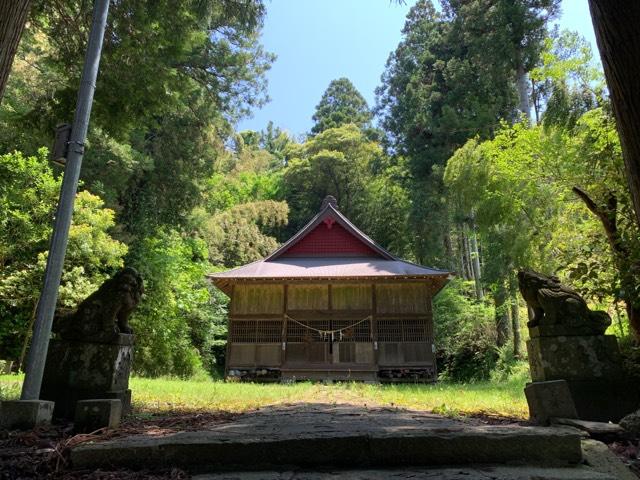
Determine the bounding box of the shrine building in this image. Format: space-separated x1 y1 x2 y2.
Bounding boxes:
208 196 451 382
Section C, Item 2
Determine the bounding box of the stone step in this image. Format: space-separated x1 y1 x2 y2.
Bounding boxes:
71 405 582 472
193 466 616 480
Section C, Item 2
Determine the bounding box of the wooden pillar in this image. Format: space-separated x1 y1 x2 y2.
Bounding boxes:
372 283 379 368
281 284 288 366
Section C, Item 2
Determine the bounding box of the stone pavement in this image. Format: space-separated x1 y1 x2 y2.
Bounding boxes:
71 403 588 473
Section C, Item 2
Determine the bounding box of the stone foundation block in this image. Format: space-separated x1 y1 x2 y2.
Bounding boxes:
0 400 54 430
74 399 122 433
525 380 578 425
527 335 624 382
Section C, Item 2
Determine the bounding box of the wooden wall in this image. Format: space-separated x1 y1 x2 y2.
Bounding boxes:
227 281 435 372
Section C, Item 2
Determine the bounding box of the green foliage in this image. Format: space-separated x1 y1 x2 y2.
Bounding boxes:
28 0 273 138
127 230 216 378
434 280 498 381
203 200 289 267
283 124 382 232
0 149 126 360
532 31 605 128
311 78 373 135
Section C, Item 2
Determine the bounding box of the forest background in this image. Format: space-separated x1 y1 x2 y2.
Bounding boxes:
1 0 638 382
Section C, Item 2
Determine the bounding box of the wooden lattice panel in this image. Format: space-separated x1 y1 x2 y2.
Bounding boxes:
377 319 403 342
377 319 430 342
230 320 282 343
332 319 371 342
402 319 428 341
256 320 283 342
286 319 330 342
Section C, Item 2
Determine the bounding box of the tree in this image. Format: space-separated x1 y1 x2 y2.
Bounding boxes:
0 149 127 363
376 0 521 264
441 0 560 120
127 230 214 377
1 0 274 240
203 200 288 267
588 1 640 233
283 124 382 232
530 31 604 126
0 0 31 101
568 108 640 340
311 78 372 135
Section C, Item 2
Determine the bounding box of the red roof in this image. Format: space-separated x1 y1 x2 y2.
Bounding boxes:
209 197 452 294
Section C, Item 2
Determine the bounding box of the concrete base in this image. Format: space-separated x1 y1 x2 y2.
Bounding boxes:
525 380 578 425
74 399 122 433
70 404 583 471
0 400 54 430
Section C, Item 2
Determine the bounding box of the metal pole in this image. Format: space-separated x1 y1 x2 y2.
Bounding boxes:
21 0 110 400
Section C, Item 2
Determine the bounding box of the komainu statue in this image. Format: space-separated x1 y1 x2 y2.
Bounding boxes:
517 270 611 335
54 267 144 342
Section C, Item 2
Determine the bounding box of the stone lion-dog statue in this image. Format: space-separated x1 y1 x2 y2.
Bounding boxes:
517 270 610 335
54 267 144 342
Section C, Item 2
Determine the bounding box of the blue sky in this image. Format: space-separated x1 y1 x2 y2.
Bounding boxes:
237 0 598 137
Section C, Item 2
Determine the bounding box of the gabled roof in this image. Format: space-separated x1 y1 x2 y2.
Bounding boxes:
208 196 453 295
265 200 395 260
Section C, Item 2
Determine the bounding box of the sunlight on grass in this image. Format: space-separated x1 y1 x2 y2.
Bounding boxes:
0 373 528 418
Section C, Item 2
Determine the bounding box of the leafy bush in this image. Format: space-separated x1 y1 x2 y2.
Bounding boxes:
434 279 499 382
128 230 218 378
490 345 530 383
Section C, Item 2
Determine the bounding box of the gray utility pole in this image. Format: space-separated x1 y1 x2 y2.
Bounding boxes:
21 0 110 400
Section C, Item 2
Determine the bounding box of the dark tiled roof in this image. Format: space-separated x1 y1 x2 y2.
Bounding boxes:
209 257 451 279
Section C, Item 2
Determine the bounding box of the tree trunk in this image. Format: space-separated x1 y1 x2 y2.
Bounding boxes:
573 186 640 340
589 0 640 231
444 231 455 272
458 229 467 280
494 279 511 347
516 61 531 122
509 276 522 358
0 0 31 102
462 226 474 282
468 224 483 301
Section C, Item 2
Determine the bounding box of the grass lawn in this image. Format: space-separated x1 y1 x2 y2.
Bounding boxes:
0 372 529 419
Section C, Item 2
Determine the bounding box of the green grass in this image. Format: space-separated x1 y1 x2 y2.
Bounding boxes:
0 372 529 419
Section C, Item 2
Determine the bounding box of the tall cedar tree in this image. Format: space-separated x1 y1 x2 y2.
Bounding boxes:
376 0 513 265
441 0 560 119
589 1 640 242
0 0 31 101
311 78 372 135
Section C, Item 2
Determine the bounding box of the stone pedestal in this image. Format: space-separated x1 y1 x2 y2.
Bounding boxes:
526 332 638 422
40 334 133 419
527 335 624 382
